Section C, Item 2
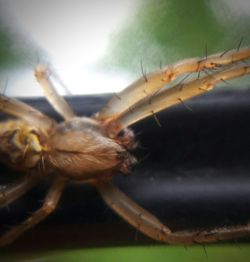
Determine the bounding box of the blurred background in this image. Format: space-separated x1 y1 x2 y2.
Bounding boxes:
0 0 250 97
1 0 250 261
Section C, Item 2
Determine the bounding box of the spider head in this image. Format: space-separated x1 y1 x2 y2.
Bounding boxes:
44 117 137 180
100 119 138 175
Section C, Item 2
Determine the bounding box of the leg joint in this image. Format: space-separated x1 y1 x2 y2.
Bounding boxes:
43 200 57 214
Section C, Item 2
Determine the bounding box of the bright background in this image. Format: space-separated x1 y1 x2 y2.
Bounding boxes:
0 0 250 97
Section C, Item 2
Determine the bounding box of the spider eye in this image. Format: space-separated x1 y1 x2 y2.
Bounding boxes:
116 128 137 150
117 129 126 138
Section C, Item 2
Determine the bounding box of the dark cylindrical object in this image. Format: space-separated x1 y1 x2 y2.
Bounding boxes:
1 90 250 250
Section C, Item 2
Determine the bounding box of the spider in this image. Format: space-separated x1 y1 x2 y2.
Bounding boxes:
0 47 250 246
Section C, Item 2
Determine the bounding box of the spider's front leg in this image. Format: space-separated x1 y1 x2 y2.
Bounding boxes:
0 95 54 130
98 47 250 123
97 182 250 245
117 64 250 128
0 176 66 247
34 64 75 120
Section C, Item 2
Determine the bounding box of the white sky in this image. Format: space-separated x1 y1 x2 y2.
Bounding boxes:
1 0 137 96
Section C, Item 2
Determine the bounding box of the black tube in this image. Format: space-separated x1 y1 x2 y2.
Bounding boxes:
1 89 250 250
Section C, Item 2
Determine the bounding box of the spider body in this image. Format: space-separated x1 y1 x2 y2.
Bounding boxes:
1 47 250 246
44 117 136 180
0 116 136 180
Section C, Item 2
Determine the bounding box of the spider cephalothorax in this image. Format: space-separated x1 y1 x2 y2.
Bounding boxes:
43 116 137 180
1 47 250 246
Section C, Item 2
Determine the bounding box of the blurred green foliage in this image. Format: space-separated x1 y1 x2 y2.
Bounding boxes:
2 244 250 262
1 0 250 75
104 0 250 75
0 22 28 69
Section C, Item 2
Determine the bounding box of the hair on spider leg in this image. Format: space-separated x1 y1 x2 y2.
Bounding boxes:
159 60 162 70
197 70 201 80
218 38 244 58
150 110 162 127
195 43 209 66
114 93 122 100
135 152 151 166
25 48 49 71
1 78 9 96
237 37 244 51
220 48 232 58
147 89 162 105
140 60 148 82
202 244 208 258
178 98 193 112
220 78 232 86
202 68 216 78
49 66 72 96
229 40 245 63
204 43 208 60
176 72 194 87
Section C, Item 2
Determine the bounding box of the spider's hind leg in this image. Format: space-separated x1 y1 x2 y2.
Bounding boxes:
0 172 41 208
0 176 65 246
96 182 171 243
96 182 250 245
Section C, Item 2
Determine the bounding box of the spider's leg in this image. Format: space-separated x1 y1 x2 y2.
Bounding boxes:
35 64 75 120
0 172 41 208
96 182 171 243
97 47 250 122
166 224 250 245
115 64 250 130
0 176 65 246
96 182 250 245
0 95 54 130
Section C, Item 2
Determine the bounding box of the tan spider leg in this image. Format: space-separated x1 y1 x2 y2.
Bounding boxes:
0 176 65 246
116 65 250 130
98 47 250 121
96 182 172 242
166 225 250 245
97 182 250 245
0 172 41 208
35 64 75 120
0 95 54 130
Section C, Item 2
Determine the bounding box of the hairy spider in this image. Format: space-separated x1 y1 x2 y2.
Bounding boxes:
0 47 250 246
